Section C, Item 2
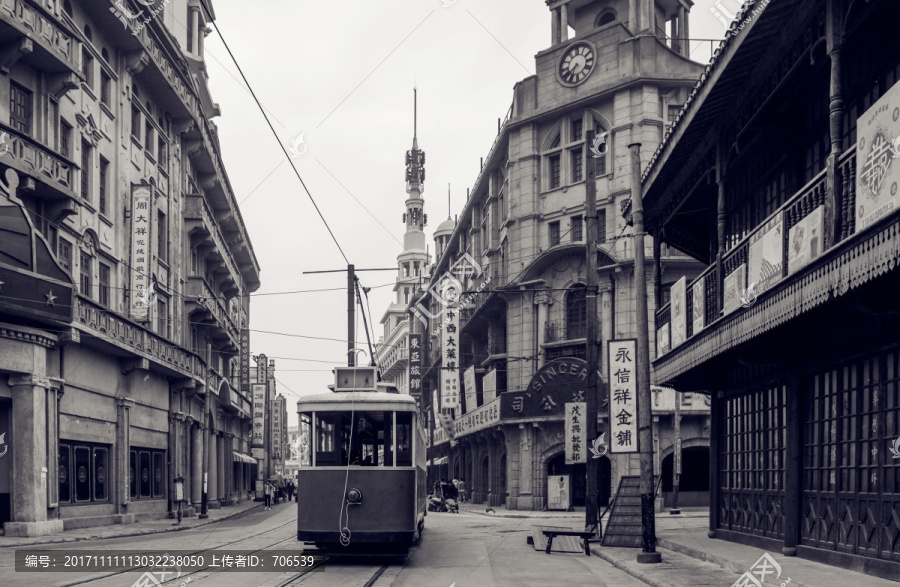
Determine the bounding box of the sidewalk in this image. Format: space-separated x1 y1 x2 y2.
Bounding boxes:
0 499 264 549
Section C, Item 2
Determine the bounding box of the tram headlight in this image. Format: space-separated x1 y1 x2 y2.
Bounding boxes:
346 488 363 505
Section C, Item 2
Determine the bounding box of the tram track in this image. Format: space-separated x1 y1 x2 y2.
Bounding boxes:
59 518 298 587
272 560 389 587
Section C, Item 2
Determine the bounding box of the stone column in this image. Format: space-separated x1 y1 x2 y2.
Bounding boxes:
208 429 219 507
5 375 63 536
191 423 202 506
216 432 225 502
518 424 533 503
551 7 560 45
115 396 135 524
560 3 568 42
534 292 551 368
224 432 234 504
169 411 184 516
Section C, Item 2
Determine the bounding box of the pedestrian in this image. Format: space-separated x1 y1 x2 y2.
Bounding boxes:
264 482 273 510
458 478 467 503
287 480 295 502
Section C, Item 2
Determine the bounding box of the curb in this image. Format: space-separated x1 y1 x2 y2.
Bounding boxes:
589 545 679 587
0 503 264 549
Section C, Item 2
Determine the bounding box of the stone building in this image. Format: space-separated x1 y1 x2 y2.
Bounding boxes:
419 0 710 511
0 0 260 535
645 0 900 578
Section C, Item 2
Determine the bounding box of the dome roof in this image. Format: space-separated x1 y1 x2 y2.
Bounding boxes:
434 217 455 236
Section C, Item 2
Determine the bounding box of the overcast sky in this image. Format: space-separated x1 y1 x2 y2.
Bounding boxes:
204 0 736 426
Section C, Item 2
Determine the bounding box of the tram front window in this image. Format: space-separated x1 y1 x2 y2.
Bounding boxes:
311 411 403 466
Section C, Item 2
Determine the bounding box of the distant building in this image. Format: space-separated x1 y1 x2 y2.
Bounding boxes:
0 1 260 535
417 0 709 511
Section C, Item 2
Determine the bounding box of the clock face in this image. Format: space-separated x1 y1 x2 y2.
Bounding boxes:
558 42 595 86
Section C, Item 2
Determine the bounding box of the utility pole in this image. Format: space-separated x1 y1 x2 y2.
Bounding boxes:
348 264 355 366
584 129 600 535
629 141 661 563
199 375 209 519
670 392 681 515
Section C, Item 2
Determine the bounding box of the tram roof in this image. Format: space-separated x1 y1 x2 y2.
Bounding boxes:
296 391 417 413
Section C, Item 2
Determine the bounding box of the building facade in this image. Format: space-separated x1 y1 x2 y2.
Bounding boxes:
0 0 260 535
418 0 710 511
644 0 900 578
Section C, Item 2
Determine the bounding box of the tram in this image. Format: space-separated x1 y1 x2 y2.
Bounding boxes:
296 366 426 555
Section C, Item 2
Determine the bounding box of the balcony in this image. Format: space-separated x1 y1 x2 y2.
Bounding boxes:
542 321 587 362
185 194 241 294
653 147 860 379
0 121 75 203
381 345 409 379
185 276 239 352
0 0 80 75
75 295 204 380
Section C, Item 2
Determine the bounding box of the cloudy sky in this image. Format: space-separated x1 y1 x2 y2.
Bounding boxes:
203 0 737 425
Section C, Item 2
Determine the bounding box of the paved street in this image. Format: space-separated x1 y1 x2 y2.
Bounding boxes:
0 503 647 587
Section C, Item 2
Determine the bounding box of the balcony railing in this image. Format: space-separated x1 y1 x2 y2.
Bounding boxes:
185 195 241 291
75 295 203 380
0 0 80 74
0 121 74 198
185 276 239 345
544 321 586 343
655 147 855 355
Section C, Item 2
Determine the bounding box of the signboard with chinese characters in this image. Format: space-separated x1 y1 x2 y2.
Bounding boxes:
856 80 900 233
502 357 607 420
463 366 477 413
408 334 422 397
547 475 571 511
787 206 824 275
483 369 497 403
748 213 784 297
240 329 250 395
451 397 500 437
271 395 284 462
129 184 152 321
441 306 460 410
607 339 638 454
670 277 687 349
257 353 268 386
565 402 587 464
691 278 705 336
251 384 266 448
722 263 746 316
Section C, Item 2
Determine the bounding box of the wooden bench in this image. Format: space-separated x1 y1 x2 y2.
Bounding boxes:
542 530 595 555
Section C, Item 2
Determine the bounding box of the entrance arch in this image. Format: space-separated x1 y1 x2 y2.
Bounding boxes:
661 445 710 507
546 452 611 507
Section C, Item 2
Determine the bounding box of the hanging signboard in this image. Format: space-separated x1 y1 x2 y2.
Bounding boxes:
240 329 251 396
129 184 152 321
787 206 824 274
607 339 638 454
483 369 497 403
547 475 571 511
451 397 500 437
408 333 422 397
856 80 900 233
463 365 477 413
656 322 670 357
440 305 460 410
271 395 284 462
251 384 266 448
748 213 784 297
722 263 746 316
501 357 608 420
565 402 587 464
670 277 687 349
691 279 705 336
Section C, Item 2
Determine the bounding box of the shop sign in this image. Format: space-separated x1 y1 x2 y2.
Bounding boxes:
608 339 638 454
501 357 607 420
483 369 497 402
463 365 477 413
670 277 687 349
565 402 586 464
691 278 705 336
748 213 784 297
408 333 422 396
440 304 460 409
452 397 500 438
129 184 152 321
251 383 266 448
240 329 251 395
856 80 900 232
723 263 747 316
787 206 824 274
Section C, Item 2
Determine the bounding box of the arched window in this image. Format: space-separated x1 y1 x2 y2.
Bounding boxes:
83 25 92 42
597 10 616 27
543 112 610 192
63 0 73 17
566 284 587 339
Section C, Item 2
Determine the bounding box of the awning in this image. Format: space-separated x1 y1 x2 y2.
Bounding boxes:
429 456 449 466
233 452 256 464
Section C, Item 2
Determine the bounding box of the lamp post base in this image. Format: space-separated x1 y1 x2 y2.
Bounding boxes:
636 552 662 564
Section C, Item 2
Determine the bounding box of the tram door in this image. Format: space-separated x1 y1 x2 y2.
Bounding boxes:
0 401 10 527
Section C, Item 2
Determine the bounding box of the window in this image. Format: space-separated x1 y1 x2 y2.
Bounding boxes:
48 99 58 149
571 119 583 142
413 261 419 276
99 263 110 306
80 251 92 296
571 148 583 182
597 10 616 26
131 105 141 142
158 137 168 167
99 157 108 215
59 239 72 273
403 263 409 278
157 210 168 263
145 120 154 157
594 122 608 176
667 104 681 127
549 154 561 189
549 221 560 246
100 70 111 106
571 215 583 241
81 49 94 88
157 297 168 338
58 442 109 503
60 120 72 159
80 141 91 202
9 83 32 134
309 411 414 467
566 284 587 339
404 287 410 304
597 209 607 243
130 448 167 499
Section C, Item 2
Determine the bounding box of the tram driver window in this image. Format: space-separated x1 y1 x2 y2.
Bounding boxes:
396 412 412 467
315 411 394 466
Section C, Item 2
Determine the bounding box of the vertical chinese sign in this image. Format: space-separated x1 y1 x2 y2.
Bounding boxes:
441 306 460 410
240 329 250 397
251 384 266 449
408 334 422 399
271 395 284 468
607 339 638 453
463 365 477 413
565 402 587 464
129 184 152 321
